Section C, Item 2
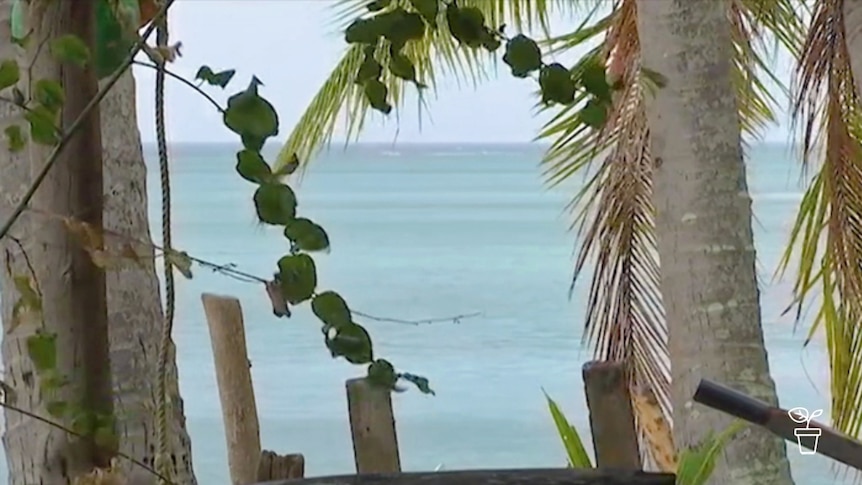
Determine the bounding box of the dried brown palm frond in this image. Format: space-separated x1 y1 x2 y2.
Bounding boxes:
537 0 671 466
538 0 798 464
779 0 862 473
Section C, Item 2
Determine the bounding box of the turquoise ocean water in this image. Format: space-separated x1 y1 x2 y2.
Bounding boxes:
0 142 851 483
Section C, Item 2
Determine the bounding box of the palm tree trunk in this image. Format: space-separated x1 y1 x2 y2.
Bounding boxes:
100 70 197 484
845 0 862 94
636 0 794 483
0 2 197 483
0 1 113 481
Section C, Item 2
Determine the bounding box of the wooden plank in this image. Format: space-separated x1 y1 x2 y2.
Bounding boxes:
202 293 262 484
582 361 641 469
253 469 675 485
346 378 401 473
694 379 862 471
257 451 305 481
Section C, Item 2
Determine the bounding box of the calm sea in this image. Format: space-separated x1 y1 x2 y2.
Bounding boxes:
1 143 850 483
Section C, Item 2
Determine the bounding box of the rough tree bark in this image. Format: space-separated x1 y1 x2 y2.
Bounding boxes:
0 2 197 483
0 0 113 481
636 0 795 483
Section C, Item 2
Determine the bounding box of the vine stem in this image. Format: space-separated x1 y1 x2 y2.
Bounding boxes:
0 0 177 241
132 60 224 113
0 395 174 484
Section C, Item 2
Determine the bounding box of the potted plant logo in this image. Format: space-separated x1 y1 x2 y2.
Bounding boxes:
788 407 823 455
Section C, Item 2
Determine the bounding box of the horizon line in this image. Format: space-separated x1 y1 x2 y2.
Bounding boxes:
142 139 794 147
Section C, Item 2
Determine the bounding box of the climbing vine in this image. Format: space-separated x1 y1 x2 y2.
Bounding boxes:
344 0 619 127
188 66 433 394
191 67 433 393
0 30 123 454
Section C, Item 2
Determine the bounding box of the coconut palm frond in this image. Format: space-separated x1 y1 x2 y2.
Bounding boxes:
276 0 576 172
535 0 672 465
778 0 862 461
739 0 807 58
731 1 781 139
534 0 799 464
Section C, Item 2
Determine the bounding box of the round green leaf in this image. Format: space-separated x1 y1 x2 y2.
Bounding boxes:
381 9 425 46
580 99 608 130
367 359 398 389
26 332 57 372
277 254 317 304
503 34 542 78
539 63 576 106
236 149 272 184
446 4 487 48
5 124 25 152
364 79 392 114
345 18 384 45
253 183 296 225
34 79 65 113
224 85 279 144
25 106 58 146
409 0 439 25
312 291 351 328
579 59 611 103
326 323 373 364
0 59 20 91
49 34 90 67
356 53 383 85
388 49 418 83
284 217 330 252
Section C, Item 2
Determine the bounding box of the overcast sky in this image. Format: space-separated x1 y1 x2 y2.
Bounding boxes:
133 0 794 145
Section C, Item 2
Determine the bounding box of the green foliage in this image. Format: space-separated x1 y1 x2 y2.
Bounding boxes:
504 34 542 78
277 254 317 304
25 106 59 146
543 390 744 484
49 34 91 67
4 124 25 152
339 0 619 127
236 149 273 184
312 291 352 328
284 218 330 252
195 71 433 394
0 59 20 91
0 55 70 149
195 65 236 88
676 420 746 485
34 79 65 113
26 331 57 372
253 183 296 225
543 391 592 468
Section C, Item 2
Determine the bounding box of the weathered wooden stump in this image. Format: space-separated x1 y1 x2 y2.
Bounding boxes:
346 378 401 473
252 468 675 485
257 451 305 481
582 360 641 469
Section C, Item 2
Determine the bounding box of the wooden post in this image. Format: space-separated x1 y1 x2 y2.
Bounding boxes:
202 294 262 485
346 378 401 473
582 361 641 469
256 450 305 481
251 469 676 485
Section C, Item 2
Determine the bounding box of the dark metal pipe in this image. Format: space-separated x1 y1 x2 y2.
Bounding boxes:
694 379 862 471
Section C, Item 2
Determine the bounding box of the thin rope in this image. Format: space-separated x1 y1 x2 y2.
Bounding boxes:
154 6 174 483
